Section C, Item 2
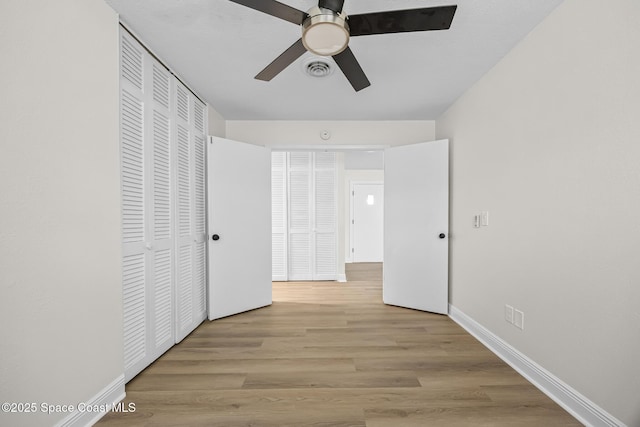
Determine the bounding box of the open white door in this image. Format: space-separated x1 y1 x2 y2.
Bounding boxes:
383 140 449 314
208 137 272 320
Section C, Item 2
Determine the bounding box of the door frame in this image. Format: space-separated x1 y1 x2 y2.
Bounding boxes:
349 180 384 264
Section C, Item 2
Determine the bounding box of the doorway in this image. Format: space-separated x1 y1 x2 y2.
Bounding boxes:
210 138 449 322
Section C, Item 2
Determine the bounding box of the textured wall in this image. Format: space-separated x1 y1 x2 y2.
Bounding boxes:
0 1 123 425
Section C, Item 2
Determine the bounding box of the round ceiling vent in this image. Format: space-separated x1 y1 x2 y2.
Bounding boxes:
303 57 333 78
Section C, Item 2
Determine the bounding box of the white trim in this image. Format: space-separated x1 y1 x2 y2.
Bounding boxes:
271 145 389 152
337 273 347 282
54 374 126 427
448 305 626 427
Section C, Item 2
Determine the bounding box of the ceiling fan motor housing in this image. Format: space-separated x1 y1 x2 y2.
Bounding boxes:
302 6 350 56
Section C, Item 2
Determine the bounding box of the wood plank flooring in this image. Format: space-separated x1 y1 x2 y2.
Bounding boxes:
98 263 580 426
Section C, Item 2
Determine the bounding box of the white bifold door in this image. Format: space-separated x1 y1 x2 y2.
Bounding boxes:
272 152 338 281
173 78 208 342
120 30 206 382
208 137 272 320
383 140 449 315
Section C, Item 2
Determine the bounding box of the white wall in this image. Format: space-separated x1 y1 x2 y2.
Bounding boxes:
0 1 123 426
436 0 640 424
344 151 384 170
208 104 226 137
226 120 435 148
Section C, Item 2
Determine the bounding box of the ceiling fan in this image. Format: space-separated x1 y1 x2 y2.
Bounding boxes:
229 0 457 91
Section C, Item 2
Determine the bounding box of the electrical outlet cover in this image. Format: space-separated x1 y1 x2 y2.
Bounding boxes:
514 309 524 330
481 211 489 226
505 305 514 324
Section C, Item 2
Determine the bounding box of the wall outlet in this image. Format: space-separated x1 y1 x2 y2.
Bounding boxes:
481 211 489 226
505 304 514 324
514 309 524 330
474 214 481 228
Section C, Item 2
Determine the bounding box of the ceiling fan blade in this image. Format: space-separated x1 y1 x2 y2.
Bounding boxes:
255 38 307 81
318 0 345 13
348 5 457 36
228 0 306 25
333 47 370 92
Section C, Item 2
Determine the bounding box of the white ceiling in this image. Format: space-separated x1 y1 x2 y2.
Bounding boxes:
104 0 563 120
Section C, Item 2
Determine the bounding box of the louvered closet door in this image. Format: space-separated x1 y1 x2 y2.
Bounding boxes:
120 29 207 381
286 152 338 281
174 81 207 343
313 153 338 280
191 97 207 330
147 54 175 361
287 153 313 280
121 31 176 382
120 31 148 381
271 152 288 281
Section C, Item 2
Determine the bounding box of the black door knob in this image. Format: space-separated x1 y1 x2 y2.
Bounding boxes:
439 233 446 239
212 234 220 241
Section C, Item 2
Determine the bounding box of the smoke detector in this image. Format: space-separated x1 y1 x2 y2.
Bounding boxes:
303 57 333 78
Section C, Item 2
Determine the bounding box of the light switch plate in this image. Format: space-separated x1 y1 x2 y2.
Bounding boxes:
474 215 481 228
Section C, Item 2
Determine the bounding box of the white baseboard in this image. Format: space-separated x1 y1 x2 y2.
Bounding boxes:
448 305 625 427
54 374 125 427
337 274 347 283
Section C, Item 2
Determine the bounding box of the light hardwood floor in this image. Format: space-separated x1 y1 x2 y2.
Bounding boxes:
98 263 580 426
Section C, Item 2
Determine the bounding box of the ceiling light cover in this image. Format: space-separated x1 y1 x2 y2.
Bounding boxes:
302 8 349 56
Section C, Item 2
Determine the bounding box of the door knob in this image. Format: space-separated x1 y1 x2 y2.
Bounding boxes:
439 233 446 239
211 234 220 241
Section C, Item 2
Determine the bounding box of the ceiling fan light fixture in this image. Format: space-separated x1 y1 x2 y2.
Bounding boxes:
302 7 350 56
